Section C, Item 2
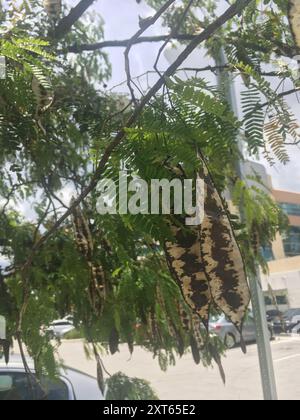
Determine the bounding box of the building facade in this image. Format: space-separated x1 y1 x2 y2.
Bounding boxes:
249 167 300 311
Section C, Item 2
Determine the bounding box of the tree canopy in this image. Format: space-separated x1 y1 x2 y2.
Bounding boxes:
0 0 299 383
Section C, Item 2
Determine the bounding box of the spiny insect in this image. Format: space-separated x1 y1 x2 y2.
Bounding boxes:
138 15 153 29
43 0 62 20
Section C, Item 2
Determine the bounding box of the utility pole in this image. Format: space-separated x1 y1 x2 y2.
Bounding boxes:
215 49 278 401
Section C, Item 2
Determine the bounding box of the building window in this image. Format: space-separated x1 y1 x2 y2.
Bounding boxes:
261 245 274 261
264 293 288 306
279 202 300 216
276 295 288 305
283 226 300 257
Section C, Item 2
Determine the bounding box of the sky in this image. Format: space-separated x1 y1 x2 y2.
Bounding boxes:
92 0 300 193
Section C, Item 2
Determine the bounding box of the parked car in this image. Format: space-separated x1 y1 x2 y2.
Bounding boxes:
209 312 274 349
291 316 300 334
272 308 300 334
0 355 104 400
46 318 75 339
266 310 283 323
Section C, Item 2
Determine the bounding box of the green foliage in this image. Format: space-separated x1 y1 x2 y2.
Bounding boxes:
0 0 297 382
64 328 84 340
232 178 288 273
105 372 159 401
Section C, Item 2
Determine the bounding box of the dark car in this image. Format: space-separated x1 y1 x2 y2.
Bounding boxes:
272 308 300 334
266 310 283 323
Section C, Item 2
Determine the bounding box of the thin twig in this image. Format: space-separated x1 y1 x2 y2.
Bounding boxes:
154 0 195 77
124 0 176 105
33 200 52 245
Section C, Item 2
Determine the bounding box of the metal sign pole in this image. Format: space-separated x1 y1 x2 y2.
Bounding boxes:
249 268 278 400
215 49 278 400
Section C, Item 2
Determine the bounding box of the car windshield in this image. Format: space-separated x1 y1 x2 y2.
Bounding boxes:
283 309 300 319
0 373 69 401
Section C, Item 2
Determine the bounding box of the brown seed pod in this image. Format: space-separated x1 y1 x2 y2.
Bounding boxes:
165 155 250 344
208 342 226 385
72 203 106 315
109 327 120 355
165 223 212 328
43 0 62 19
199 160 250 333
31 76 54 115
190 335 200 365
288 0 300 47
0 339 10 365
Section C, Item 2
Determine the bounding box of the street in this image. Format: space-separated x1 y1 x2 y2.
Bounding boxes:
58 336 300 400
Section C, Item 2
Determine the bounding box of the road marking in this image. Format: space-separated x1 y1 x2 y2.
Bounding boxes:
274 354 300 363
273 337 300 345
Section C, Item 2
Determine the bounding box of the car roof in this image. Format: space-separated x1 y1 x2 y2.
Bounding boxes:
0 355 104 400
0 354 97 381
0 354 35 370
51 319 73 324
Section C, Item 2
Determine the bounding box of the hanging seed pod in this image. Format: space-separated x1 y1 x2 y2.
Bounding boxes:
191 314 205 349
31 76 54 134
250 222 261 257
72 203 93 259
198 160 250 333
207 342 226 385
87 266 105 316
43 0 62 20
178 303 192 333
172 323 185 358
165 223 212 328
167 309 185 358
92 344 106 395
96 356 105 395
72 203 106 315
31 76 54 115
127 335 134 356
165 155 250 353
190 335 201 365
0 339 10 365
109 327 120 355
288 0 300 47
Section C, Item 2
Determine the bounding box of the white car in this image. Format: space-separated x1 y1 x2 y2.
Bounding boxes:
0 355 104 401
47 318 75 339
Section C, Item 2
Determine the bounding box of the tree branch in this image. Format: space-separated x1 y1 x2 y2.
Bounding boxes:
53 0 97 39
22 0 254 272
154 0 195 77
64 34 300 60
64 34 198 54
124 0 177 105
179 65 286 77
